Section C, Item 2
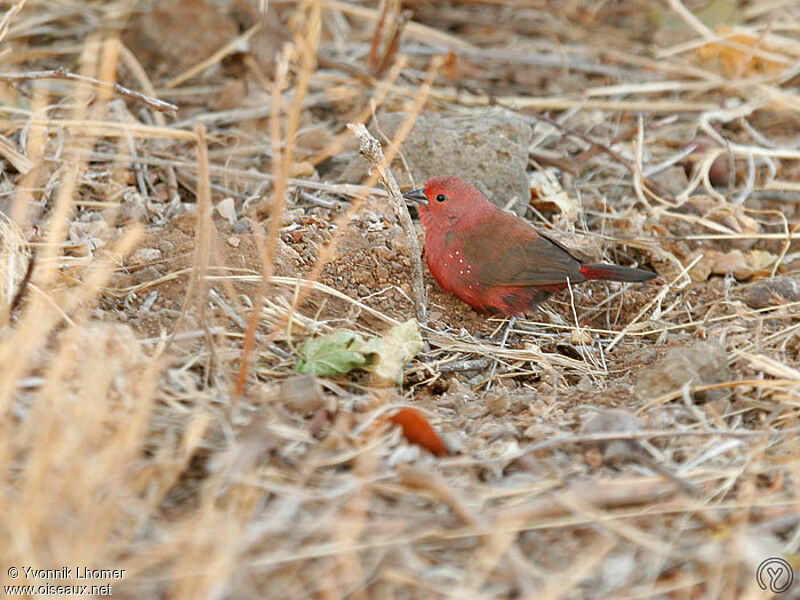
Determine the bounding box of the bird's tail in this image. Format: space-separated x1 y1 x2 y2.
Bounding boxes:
580 263 656 283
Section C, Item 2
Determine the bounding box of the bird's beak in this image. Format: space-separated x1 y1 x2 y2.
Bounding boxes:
402 187 428 206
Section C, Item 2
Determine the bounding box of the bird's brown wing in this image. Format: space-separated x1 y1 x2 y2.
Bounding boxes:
461 211 585 287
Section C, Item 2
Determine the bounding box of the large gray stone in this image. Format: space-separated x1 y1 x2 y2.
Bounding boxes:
343 109 533 215
635 340 731 403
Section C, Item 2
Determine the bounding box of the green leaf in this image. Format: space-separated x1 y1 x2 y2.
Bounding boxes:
362 319 424 384
650 0 742 30
696 0 742 28
295 330 367 377
294 320 424 384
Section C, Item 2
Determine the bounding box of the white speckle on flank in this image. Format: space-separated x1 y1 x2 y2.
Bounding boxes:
459 258 463 263
459 270 463 274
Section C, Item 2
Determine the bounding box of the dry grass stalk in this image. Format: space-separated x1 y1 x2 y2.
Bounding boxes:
0 214 31 320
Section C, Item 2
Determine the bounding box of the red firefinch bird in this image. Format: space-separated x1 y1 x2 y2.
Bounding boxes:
403 175 656 317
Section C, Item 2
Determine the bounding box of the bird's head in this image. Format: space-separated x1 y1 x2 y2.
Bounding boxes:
403 175 494 232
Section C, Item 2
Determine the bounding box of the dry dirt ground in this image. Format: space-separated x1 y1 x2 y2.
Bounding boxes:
2 1 800 599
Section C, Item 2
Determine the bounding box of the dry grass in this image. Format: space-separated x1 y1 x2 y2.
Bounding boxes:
1 0 800 598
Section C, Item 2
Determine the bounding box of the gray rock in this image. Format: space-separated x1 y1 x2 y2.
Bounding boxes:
233 218 252 234
635 340 731 403
278 374 325 415
744 276 800 309
343 109 533 215
581 409 643 462
132 265 161 285
157 239 175 256
120 188 147 223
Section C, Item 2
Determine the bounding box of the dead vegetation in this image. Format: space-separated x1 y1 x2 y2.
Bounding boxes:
1 0 800 598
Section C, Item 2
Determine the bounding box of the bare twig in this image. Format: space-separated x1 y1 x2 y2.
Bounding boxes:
366 0 390 72
0 133 33 173
0 67 177 112
9 253 34 315
665 0 715 40
347 123 427 322
398 464 479 525
374 9 412 77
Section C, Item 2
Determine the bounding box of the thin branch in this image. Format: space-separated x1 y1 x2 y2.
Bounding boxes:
0 67 177 113
347 123 427 322
9 253 34 315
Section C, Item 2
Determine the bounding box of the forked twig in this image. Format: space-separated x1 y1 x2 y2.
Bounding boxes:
347 123 427 322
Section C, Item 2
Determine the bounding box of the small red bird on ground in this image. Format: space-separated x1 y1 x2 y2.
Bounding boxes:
403 175 656 317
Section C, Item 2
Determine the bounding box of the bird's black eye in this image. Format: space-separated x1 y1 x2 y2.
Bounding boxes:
436 193 446 203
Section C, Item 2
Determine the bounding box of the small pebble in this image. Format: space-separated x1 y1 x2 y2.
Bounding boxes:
234 219 252 234
129 247 162 266
157 240 175 255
